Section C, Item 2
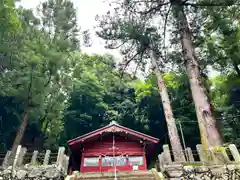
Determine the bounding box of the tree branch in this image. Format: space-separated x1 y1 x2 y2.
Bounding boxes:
141 1 171 15
185 2 239 7
133 60 141 78
120 51 140 78
133 51 145 78
44 69 52 87
106 40 128 49
27 66 34 102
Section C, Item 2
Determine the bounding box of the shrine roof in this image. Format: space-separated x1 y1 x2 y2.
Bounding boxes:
68 121 159 146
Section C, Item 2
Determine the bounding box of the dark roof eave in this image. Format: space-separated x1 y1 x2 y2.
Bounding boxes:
68 123 159 146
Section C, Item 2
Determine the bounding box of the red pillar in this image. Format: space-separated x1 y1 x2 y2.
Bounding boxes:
99 155 102 172
80 153 84 172
143 152 147 170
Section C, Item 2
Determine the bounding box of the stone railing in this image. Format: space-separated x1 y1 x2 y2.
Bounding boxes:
1 145 69 174
158 144 240 179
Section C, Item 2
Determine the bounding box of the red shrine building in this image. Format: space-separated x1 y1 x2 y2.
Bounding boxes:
67 121 159 173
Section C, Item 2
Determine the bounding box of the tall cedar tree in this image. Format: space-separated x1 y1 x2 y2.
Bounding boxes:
8 0 79 164
117 0 240 148
97 11 185 161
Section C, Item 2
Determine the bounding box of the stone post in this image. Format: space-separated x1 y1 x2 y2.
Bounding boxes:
17 147 27 166
221 148 230 163
209 147 222 164
196 144 207 162
12 145 22 170
43 150 51 165
2 151 11 168
163 144 172 163
56 147 65 168
158 153 165 171
63 155 69 174
186 147 194 163
229 144 240 162
31 150 38 164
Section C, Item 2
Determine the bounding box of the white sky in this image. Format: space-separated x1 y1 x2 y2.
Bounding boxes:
20 0 121 57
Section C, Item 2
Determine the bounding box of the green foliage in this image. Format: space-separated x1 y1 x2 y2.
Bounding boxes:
0 0 76 152
61 54 167 145
210 74 240 147
41 0 80 51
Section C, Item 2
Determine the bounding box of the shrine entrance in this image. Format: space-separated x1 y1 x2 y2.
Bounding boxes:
83 151 145 172
68 121 159 173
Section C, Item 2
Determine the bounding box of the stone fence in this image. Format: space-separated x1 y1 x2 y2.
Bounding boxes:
0 145 69 174
158 144 240 179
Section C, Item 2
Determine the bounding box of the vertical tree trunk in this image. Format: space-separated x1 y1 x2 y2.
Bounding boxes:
171 2 223 148
149 49 185 162
34 112 50 150
232 60 240 77
8 103 29 165
8 67 33 165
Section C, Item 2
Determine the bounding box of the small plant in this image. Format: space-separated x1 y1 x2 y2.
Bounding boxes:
29 161 42 166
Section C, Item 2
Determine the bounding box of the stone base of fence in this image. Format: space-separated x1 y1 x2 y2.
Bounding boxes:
0 164 65 180
1 146 69 175
162 164 240 179
158 144 240 179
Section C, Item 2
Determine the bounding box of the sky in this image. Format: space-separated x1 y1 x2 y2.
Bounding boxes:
19 0 121 57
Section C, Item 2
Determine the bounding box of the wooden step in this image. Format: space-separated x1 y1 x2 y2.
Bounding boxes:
76 176 155 180
69 171 158 180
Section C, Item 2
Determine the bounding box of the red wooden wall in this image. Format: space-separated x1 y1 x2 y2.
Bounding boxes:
80 136 147 172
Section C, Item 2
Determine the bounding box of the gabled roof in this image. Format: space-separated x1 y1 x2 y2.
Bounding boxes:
68 121 159 146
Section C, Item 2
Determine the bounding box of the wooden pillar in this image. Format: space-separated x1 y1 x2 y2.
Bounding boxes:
143 152 147 170
80 152 84 172
126 154 129 168
99 155 102 172
69 167 73 175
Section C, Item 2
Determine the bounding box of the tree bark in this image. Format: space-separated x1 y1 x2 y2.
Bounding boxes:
171 1 223 148
8 67 33 165
232 60 240 77
8 103 29 165
149 49 185 162
33 111 50 150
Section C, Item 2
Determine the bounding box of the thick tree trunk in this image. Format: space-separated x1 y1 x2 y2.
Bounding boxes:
8 67 33 165
34 112 50 150
149 49 185 162
171 2 223 148
37 119 51 150
8 103 29 165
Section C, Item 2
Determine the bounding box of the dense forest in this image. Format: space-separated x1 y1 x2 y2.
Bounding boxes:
0 0 239 163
